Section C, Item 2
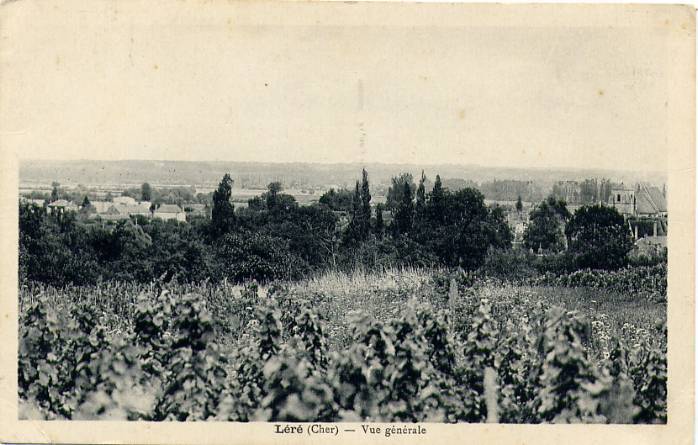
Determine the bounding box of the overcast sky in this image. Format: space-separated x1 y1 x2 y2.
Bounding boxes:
2 2 681 172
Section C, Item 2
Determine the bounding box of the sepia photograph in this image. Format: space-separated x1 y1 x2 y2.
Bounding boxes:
0 1 694 444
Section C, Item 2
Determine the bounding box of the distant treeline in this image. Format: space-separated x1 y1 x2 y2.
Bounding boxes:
19 170 658 287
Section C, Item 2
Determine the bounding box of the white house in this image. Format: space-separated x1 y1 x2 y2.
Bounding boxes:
153 204 186 222
112 196 137 206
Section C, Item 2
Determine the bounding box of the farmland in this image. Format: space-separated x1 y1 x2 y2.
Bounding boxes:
19 266 666 423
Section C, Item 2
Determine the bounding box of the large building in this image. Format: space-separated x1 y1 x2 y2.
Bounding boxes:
608 184 667 218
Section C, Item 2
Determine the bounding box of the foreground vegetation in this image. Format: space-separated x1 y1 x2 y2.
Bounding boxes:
18 169 668 423
19 267 666 423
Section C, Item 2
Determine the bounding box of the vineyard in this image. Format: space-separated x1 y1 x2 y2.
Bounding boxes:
18 266 667 423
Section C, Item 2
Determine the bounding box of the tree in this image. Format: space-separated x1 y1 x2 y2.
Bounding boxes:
215 231 297 282
265 182 283 210
392 180 414 236
211 174 235 237
319 188 353 212
566 205 633 270
386 173 416 211
374 203 385 239
141 183 152 202
82 195 91 208
360 168 371 239
343 181 364 246
415 171 427 222
429 174 445 224
487 205 513 250
50 182 60 202
523 196 570 253
414 187 500 270
516 195 523 214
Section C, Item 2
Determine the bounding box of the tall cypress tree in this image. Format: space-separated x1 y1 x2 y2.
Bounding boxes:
211 173 235 237
416 170 426 220
360 168 371 239
430 174 445 224
393 180 414 237
343 181 363 246
374 203 385 239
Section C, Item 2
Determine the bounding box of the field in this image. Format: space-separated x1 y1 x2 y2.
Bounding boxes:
18 266 667 423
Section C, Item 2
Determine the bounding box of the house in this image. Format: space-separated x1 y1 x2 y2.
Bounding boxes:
112 196 137 206
47 199 78 214
98 205 130 221
97 204 151 221
184 203 208 217
89 201 112 213
153 204 186 222
20 197 45 207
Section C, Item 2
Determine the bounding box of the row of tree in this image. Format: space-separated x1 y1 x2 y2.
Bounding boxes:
19 169 640 287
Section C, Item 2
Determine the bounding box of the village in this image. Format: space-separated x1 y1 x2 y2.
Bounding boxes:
20 175 667 261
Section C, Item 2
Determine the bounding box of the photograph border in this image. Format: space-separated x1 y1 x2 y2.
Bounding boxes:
0 1 694 444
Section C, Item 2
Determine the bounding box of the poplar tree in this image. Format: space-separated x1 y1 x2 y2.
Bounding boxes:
393 180 414 236
360 168 371 240
416 170 427 222
211 173 235 237
430 174 445 224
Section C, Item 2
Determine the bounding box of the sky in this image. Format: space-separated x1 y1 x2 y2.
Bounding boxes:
1 2 685 173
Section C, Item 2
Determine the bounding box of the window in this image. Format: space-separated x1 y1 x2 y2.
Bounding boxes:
617 194 621 202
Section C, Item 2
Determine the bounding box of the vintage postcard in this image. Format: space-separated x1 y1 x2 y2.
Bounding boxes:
0 1 694 444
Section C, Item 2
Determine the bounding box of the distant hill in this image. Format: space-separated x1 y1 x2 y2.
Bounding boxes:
19 159 666 192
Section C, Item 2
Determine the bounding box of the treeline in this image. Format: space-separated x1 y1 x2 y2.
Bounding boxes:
20 170 512 287
19 169 656 287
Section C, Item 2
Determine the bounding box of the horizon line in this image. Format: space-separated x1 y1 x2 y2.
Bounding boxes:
19 158 667 176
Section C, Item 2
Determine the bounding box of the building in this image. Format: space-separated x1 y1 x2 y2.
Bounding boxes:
89 201 112 213
96 204 151 221
608 187 636 216
635 185 667 217
112 196 137 206
153 204 186 222
47 199 78 214
20 197 45 207
184 203 208 217
608 184 667 218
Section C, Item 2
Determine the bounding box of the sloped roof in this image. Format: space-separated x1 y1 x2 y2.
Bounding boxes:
122 205 150 215
636 186 667 214
155 204 183 214
48 199 71 207
104 204 149 215
113 196 137 204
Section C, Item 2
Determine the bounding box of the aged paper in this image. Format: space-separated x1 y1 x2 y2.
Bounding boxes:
0 1 694 444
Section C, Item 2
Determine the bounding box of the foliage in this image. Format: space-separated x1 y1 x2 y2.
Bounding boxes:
523 196 570 252
530 264 667 302
19 268 666 424
566 205 634 270
319 188 354 212
211 173 235 237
